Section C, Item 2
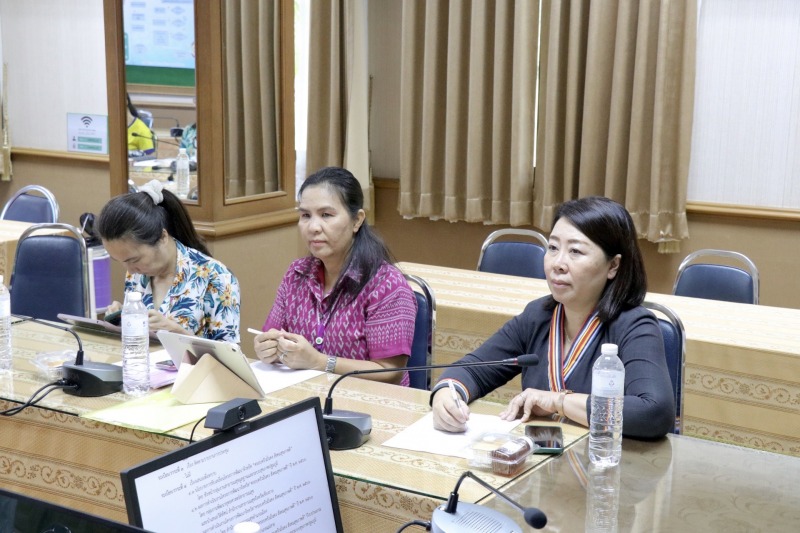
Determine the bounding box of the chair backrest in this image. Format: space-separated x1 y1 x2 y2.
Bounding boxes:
673 249 759 305
10 223 92 322
0 185 60 223
643 301 685 434
477 228 549 279
404 274 436 390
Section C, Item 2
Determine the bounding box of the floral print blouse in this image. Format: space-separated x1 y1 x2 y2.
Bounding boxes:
123 239 240 342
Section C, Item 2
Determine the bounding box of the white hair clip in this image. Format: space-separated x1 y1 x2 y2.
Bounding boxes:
139 179 164 205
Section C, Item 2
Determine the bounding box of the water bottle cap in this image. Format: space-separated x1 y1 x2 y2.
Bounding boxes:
601 343 618 355
127 291 142 302
179 148 187 155
0 275 3 284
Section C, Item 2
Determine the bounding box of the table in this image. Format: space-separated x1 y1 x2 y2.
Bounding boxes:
399 262 800 457
483 433 800 531
0 220 68 282
0 321 588 531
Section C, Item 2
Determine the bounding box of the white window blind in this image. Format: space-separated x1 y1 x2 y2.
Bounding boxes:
688 0 800 209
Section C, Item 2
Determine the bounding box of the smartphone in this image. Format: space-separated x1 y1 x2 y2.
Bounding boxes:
155 359 177 371
104 310 122 326
525 425 564 454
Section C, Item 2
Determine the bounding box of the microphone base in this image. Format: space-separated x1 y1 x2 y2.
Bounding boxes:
322 410 371 450
62 362 123 397
431 502 522 533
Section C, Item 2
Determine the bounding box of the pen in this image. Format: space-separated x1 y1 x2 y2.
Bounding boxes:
448 380 468 418
247 327 263 335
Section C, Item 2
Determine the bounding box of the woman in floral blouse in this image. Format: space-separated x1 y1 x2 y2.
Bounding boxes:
97 180 240 342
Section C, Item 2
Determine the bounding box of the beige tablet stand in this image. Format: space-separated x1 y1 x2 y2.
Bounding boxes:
171 353 260 404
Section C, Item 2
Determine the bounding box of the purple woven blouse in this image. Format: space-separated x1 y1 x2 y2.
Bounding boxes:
263 256 417 386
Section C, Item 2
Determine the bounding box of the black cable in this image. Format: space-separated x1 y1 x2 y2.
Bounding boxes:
189 416 207 443
0 380 78 416
396 520 431 532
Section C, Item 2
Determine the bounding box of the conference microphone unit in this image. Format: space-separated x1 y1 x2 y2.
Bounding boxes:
12 314 122 397
322 354 539 450
431 470 547 531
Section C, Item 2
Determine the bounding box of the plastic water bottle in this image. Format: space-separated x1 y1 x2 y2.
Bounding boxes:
585 463 621 532
175 147 190 199
0 275 11 372
121 291 150 395
589 343 625 467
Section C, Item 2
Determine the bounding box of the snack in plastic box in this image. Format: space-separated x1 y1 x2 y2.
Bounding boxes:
32 350 77 380
468 432 536 476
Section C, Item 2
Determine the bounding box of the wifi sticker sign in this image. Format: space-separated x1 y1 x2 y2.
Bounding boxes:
67 112 108 155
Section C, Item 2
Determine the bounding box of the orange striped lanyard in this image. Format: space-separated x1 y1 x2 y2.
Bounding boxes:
547 303 602 392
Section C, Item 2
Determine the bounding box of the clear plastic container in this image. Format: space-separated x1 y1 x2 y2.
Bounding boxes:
33 350 78 380
468 432 536 476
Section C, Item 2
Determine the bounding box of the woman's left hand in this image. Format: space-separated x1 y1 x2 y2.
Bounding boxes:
147 310 187 335
274 332 322 370
499 388 559 422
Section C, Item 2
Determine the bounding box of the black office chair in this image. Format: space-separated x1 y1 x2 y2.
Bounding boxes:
0 185 59 223
672 249 759 305
477 228 548 279
404 274 436 390
10 223 92 322
643 301 686 434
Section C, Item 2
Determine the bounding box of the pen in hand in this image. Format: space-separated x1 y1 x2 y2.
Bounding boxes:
247 327 263 335
448 380 468 419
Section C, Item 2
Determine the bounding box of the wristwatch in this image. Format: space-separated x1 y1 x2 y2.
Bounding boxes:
325 355 337 373
556 389 574 417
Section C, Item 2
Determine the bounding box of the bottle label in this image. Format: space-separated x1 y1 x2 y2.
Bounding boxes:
592 372 624 397
122 314 148 336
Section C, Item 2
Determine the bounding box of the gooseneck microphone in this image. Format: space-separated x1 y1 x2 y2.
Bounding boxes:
322 354 539 450
131 132 181 147
13 314 122 397
432 470 547 531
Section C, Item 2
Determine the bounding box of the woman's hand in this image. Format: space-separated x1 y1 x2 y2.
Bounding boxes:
253 328 288 364
499 388 559 422
105 301 122 314
431 387 470 433
146 310 187 335
274 332 323 370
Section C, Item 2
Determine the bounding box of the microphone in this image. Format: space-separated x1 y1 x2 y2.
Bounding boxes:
131 132 181 147
322 354 539 450
12 315 122 397
431 470 547 531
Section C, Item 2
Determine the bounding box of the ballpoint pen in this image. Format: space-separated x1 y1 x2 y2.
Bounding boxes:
448 380 468 418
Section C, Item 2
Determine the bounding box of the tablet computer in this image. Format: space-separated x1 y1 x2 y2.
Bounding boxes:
57 313 161 341
156 330 266 398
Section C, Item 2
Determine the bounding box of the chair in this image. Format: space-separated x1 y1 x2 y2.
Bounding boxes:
477 228 549 279
643 301 686 434
672 249 759 305
10 223 92 322
0 185 59 223
404 274 437 390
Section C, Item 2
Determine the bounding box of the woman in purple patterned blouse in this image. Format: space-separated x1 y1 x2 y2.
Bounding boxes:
253 167 417 385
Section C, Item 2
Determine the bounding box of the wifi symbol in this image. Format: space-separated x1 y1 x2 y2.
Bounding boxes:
80 116 93 127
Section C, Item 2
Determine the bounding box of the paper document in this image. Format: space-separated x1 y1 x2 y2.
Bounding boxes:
383 412 520 459
250 360 324 394
81 390 219 433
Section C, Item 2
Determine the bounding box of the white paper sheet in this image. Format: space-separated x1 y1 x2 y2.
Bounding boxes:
382 412 521 459
250 360 324 394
